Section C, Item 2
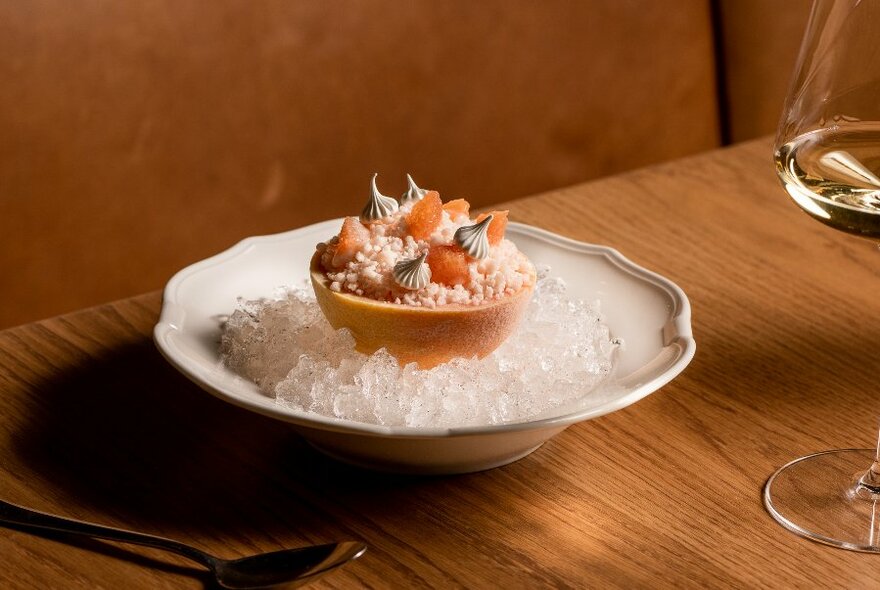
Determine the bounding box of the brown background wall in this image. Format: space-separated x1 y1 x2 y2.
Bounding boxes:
0 0 810 329
717 0 813 142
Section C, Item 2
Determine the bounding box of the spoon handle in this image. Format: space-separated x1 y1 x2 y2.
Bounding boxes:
0 499 213 568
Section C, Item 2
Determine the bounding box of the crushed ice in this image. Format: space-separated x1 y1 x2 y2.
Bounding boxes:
219 266 618 427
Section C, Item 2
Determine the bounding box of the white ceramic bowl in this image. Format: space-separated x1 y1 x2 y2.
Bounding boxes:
154 220 695 474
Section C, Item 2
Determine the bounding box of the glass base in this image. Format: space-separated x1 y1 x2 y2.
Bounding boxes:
764 448 880 552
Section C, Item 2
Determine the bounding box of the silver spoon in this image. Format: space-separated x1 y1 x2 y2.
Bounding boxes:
0 499 366 588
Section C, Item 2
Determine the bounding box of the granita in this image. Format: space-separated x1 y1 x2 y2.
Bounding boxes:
310 174 536 367
318 176 533 307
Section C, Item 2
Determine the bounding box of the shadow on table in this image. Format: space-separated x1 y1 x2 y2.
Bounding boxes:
2 523 207 582
7 337 652 587
10 339 451 530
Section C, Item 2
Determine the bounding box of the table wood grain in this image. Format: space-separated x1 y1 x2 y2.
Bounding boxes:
2 138 879 588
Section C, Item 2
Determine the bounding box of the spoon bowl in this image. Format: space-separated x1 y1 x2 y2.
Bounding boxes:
212 542 367 589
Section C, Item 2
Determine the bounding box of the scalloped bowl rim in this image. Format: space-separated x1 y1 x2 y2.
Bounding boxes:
154 220 695 438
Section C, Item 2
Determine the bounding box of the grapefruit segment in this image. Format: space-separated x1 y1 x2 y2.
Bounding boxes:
330 217 370 268
475 210 509 245
427 245 470 286
406 191 443 240
442 198 471 219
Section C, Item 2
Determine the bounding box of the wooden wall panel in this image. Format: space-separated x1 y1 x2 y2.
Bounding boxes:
717 0 813 142
0 1 719 328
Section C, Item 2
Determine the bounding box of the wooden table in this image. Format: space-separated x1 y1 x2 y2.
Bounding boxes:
2 138 878 588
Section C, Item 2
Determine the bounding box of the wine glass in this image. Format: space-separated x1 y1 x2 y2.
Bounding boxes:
765 0 880 551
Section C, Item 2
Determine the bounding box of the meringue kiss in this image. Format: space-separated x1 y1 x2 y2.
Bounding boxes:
392 252 431 290
453 215 493 259
360 173 400 222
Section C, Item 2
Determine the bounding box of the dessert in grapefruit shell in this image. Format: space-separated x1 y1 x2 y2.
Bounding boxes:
310 174 535 368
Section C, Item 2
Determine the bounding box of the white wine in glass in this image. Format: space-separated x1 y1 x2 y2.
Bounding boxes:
766 0 880 552
777 124 880 237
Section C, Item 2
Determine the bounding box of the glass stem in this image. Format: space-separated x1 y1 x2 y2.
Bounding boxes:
858 425 880 494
